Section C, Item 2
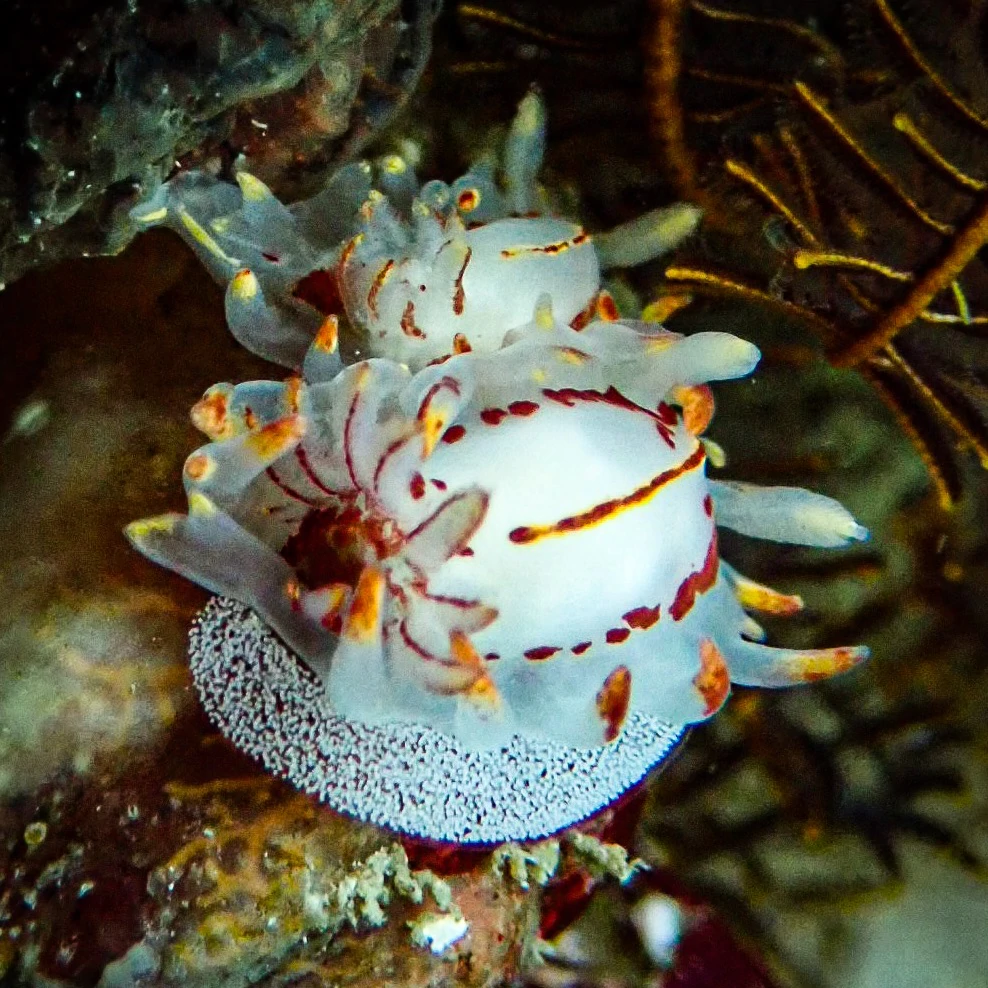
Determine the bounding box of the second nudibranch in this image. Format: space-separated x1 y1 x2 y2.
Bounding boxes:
127 308 870 752
132 89 701 371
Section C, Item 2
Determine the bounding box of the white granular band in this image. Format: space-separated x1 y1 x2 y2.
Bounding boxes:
190 597 685 843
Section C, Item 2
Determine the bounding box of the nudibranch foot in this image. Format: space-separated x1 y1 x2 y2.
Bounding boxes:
131 90 702 372
188 596 684 844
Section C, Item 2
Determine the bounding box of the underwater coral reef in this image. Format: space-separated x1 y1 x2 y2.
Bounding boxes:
1 2 987 987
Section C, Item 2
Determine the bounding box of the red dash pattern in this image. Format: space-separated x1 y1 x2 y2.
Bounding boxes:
480 407 509 425
694 639 730 716
596 666 632 742
452 247 472 315
669 530 720 621
524 645 561 661
500 230 590 258
400 300 425 338
657 402 678 425
543 385 676 447
622 603 661 630
367 259 394 317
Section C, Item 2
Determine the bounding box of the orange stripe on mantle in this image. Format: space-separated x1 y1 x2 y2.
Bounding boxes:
509 444 706 545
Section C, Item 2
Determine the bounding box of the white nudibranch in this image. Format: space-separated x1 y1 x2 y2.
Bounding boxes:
126 94 870 844
131 89 701 371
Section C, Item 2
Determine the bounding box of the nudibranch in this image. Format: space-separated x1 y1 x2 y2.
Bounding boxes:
131 89 701 371
127 305 870 842
127 92 869 843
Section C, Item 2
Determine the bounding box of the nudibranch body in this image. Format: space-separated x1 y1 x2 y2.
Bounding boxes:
128 310 869 839
127 94 870 843
131 90 700 371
